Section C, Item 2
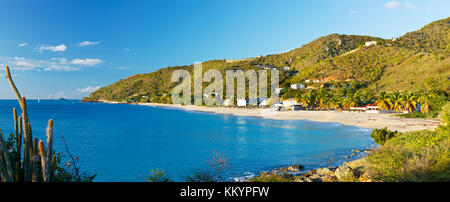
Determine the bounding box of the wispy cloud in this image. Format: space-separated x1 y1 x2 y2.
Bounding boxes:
384 1 430 11
348 10 358 16
70 58 103 66
18 42 28 47
78 41 100 47
38 44 67 52
76 86 100 93
0 56 103 71
385 1 402 9
123 48 131 52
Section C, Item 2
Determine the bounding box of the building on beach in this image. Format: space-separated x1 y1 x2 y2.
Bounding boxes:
237 99 247 107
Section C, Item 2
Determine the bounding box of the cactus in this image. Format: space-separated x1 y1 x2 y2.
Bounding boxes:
0 134 14 181
0 65 56 182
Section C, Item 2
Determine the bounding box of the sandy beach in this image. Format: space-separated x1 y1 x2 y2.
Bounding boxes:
100 101 442 133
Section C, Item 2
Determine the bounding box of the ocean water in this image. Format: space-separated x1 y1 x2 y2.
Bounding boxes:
0 100 375 182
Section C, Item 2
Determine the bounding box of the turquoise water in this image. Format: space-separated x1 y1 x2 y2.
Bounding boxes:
0 100 375 181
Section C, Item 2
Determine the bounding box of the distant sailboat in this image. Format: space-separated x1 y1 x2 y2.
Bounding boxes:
37 98 40 103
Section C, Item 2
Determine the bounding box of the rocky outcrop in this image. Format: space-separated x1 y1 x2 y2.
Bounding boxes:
334 163 356 181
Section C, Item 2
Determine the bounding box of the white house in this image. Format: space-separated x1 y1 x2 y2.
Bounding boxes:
282 98 297 108
283 66 290 70
365 41 377 47
366 106 380 114
224 98 233 106
237 99 247 107
305 80 311 83
290 83 306 90
365 105 394 114
259 100 269 107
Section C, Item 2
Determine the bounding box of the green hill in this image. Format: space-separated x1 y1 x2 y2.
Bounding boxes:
84 17 450 103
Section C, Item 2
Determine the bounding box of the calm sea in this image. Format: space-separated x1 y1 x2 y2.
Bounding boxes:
0 100 375 181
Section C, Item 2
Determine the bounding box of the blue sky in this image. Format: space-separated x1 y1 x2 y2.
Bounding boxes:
0 0 448 99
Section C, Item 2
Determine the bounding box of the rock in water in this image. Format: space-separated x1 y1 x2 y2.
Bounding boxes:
287 164 304 172
316 167 333 176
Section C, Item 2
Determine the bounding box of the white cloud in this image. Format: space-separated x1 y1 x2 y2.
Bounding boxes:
123 48 131 52
70 58 103 66
78 41 100 47
384 1 425 10
0 56 103 71
18 42 28 47
384 1 401 9
76 86 101 94
38 44 67 52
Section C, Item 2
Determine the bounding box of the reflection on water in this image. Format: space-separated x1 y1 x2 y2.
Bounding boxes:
0 100 375 181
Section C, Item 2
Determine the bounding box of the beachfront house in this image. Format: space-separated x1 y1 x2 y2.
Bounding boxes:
273 103 283 111
259 100 269 108
224 98 233 106
293 104 305 111
290 83 306 90
237 99 247 107
282 98 298 110
366 106 380 114
365 41 377 47
364 103 395 114
248 98 260 106
350 107 367 112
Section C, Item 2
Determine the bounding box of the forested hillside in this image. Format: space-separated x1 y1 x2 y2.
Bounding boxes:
84 17 449 103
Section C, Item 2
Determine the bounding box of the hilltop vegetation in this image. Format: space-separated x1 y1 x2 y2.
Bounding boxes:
84 17 450 103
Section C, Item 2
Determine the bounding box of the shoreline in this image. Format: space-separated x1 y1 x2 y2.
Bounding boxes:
96 100 441 133
88 100 445 182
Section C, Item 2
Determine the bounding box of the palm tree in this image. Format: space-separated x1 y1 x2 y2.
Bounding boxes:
342 96 357 109
300 94 311 109
391 91 404 112
403 92 418 113
300 91 317 109
328 96 340 109
418 93 432 114
377 91 392 110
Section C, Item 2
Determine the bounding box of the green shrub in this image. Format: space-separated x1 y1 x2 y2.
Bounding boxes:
249 172 295 182
185 169 216 182
370 127 398 145
145 169 172 182
368 126 450 182
395 111 427 118
441 102 450 126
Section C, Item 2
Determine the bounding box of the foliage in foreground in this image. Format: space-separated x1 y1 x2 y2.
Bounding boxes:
248 172 295 182
0 66 95 182
370 127 398 145
145 169 172 182
368 125 450 182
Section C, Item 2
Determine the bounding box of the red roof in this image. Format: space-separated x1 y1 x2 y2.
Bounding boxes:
364 102 378 107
